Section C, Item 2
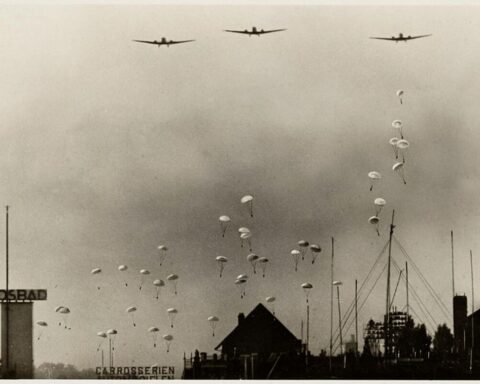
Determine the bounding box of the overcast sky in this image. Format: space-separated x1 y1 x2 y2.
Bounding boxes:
0 3 480 373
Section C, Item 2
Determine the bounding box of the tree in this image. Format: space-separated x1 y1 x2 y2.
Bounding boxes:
433 323 454 360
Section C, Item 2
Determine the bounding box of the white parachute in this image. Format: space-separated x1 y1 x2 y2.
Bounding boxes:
374 198 386 216
118 265 128 287
36 321 48 341
291 249 302 272
396 139 410 163
298 240 310 260
257 257 269 278
153 279 165 300
368 171 382 192
166 274 179 295
301 282 313 304
96 331 107 351
392 120 404 139
396 89 404 105
148 326 160 347
309 244 322 264
219 215 231 238
163 334 173 353
207 316 219 337
246 253 259 274
235 278 248 299
389 137 399 159
368 216 380 236
139 269 150 291
240 232 252 251
240 195 254 218
265 296 276 315
167 308 178 328
91 268 102 290
393 162 407 185
126 306 137 327
216 256 228 278
157 245 168 266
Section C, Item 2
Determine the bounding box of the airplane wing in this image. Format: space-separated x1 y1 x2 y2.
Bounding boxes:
224 30 251 34
132 39 160 45
407 34 432 40
259 29 287 34
169 40 195 45
369 37 396 41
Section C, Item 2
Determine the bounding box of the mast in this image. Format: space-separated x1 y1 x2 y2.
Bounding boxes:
470 250 474 373
329 237 334 372
355 279 358 357
406 262 409 319
5 206 10 378
337 285 343 356
451 231 455 299
385 209 395 360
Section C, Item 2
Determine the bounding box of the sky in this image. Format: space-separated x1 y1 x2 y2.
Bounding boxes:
0 2 480 374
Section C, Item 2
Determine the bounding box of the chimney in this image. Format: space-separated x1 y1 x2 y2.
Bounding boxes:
238 313 245 325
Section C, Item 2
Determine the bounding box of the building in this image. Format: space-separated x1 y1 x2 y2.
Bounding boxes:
183 303 303 379
453 295 467 355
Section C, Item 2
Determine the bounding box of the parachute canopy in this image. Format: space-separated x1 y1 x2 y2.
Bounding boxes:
91 268 102 275
140 269 150 275
158 245 168 251
36 321 48 327
368 216 380 225
126 306 137 313
167 274 178 281
167 308 178 314
392 162 404 171
266 296 276 303
396 139 410 149
106 329 118 335
374 198 386 207
333 280 343 286
58 307 70 314
163 334 173 341
392 120 403 129
368 171 382 180
301 283 313 290
240 195 253 204
148 326 159 333
97 331 107 338
153 279 165 287
238 227 251 234
298 240 309 248
237 274 248 280
207 316 219 322
219 215 231 223
216 256 228 262
240 232 252 239
247 253 259 262
118 265 127 271
310 244 321 253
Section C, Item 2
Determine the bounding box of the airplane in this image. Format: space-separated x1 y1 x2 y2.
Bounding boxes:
224 26 287 36
369 33 432 42
132 37 195 47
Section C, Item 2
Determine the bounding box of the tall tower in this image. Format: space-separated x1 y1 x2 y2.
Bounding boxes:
453 294 467 355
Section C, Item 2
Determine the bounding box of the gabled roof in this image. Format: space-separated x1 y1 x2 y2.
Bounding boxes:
215 303 299 351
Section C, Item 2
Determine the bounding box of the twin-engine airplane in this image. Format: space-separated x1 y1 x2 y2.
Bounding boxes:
369 33 432 42
224 26 287 36
132 37 195 47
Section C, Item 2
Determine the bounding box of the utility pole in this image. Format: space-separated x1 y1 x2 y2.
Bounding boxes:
306 304 310 368
329 237 334 373
385 210 395 360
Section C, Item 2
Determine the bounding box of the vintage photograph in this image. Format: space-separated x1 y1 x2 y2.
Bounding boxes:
0 0 479 379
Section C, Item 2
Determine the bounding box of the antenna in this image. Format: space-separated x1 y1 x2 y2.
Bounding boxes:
329 237 334 372
385 209 395 360
406 262 409 319
5 206 10 378
470 250 474 374
451 230 455 298
355 279 358 358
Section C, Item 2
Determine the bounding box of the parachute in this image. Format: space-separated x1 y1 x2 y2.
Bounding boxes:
389 137 399 159
333 280 343 286
301 283 313 304
96 331 107 351
153 279 165 300
392 120 404 139
309 244 321 264
392 162 407 185
215 256 228 278
368 216 380 236
36 321 48 341
368 171 382 191
91 268 102 290
148 326 160 347
106 329 118 352
246 253 259 274
240 195 254 218
298 240 310 260
167 308 178 328
265 296 276 315
240 232 252 251
219 215 231 238
126 306 137 327
235 278 247 299
374 198 386 216
238 227 251 234
118 265 128 287
157 245 168 266
396 89 404 105
166 274 179 295
207 316 219 337
139 269 150 290
396 139 410 163
163 334 173 353
257 257 269 278
57 307 71 329
291 249 301 272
